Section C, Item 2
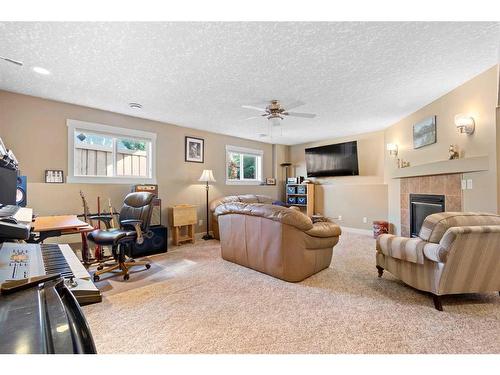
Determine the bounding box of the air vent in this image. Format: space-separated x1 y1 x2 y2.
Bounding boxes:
129 102 143 109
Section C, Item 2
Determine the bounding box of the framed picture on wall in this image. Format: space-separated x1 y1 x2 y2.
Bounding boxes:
266 177 276 185
45 169 64 183
413 116 437 149
185 136 204 163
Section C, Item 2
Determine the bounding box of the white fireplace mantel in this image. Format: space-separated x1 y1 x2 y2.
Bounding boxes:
391 156 489 179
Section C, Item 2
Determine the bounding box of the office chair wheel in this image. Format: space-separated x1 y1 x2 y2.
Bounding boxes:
123 274 130 281
93 274 100 282
145 264 151 269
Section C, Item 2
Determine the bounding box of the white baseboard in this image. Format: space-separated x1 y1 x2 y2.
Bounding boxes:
340 226 373 236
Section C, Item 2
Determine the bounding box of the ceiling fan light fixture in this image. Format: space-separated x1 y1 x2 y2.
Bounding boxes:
33 66 51 75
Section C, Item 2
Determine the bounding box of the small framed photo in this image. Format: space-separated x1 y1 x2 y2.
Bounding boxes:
45 169 64 183
266 177 276 185
185 136 204 163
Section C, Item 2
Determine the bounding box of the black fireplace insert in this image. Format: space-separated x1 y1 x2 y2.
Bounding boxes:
410 194 445 237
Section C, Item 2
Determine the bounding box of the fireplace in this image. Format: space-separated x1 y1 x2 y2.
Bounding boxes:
400 175 461 237
410 194 445 237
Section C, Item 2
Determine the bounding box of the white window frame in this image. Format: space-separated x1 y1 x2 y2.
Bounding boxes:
67 119 157 184
225 145 263 185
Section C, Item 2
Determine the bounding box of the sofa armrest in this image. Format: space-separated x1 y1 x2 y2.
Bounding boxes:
434 225 500 262
305 222 341 238
422 243 444 263
376 234 429 264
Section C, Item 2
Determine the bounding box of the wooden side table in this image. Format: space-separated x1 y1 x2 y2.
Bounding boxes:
172 204 197 246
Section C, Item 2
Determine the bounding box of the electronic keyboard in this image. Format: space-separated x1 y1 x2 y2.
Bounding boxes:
0 242 101 305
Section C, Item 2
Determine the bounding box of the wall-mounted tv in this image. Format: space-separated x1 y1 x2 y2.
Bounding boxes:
305 141 359 177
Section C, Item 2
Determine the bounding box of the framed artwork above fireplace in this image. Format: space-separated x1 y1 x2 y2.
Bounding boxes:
413 116 436 149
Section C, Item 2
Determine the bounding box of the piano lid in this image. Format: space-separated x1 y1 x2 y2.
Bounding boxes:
0 278 97 354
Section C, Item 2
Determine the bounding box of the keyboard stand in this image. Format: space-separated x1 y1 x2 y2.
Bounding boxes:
27 215 98 265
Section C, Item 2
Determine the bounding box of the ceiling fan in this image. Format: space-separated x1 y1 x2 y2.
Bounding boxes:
242 100 316 125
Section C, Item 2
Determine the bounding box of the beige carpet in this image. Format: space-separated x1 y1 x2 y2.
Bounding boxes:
83 232 500 354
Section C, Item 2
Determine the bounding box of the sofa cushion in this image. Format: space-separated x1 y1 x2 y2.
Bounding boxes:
418 212 500 243
377 234 429 264
215 202 314 231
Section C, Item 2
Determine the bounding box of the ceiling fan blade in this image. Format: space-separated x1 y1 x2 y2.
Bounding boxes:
242 105 267 112
283 100 305 110
241 116 263 121
285 112 316 118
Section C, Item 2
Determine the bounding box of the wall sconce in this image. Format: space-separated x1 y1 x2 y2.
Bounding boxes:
454 114 475 135
386 143 398 157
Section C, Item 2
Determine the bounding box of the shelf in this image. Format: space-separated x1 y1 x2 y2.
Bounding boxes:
391 156 489 179
286 193 307 196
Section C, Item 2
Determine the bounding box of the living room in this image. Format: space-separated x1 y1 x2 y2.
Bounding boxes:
0 1 499 371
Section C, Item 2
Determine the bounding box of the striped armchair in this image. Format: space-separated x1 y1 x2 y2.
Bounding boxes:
376 212 500 310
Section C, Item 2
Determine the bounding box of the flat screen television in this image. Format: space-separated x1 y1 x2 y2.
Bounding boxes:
305 141 359 177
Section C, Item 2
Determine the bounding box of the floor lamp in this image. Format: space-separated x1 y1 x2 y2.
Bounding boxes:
199 169 216 240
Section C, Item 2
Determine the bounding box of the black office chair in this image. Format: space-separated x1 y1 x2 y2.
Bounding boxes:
87 192 155 281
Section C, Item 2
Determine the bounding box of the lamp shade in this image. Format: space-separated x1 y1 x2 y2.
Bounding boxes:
386 143 398 152
198 169 216 182
454 114 475 135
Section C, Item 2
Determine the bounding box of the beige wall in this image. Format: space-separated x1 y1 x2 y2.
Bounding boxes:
0 90 281 236
497 64 500 213
289 130 388 230
385 65 499 234
497 106 500 213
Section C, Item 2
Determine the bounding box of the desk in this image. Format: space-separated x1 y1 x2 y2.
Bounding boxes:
33 215 90 232
29 215 95 264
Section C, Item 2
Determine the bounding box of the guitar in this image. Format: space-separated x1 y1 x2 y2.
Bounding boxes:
79 191 103 263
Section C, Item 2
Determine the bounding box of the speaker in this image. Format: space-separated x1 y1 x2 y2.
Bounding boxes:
16 175 27 207
151 198 162 226
127 225 168 257
132 184 158 196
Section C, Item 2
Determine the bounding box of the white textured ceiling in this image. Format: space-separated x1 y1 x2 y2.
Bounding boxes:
0 22 499 145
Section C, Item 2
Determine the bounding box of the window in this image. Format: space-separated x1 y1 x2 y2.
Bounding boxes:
67 119 156 184
226 145 263 184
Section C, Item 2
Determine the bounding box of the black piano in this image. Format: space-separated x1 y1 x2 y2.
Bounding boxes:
0 206 101 354
0 275 97 354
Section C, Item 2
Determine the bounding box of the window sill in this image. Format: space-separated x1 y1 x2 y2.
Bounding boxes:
225 180 264 186
67 176 157 185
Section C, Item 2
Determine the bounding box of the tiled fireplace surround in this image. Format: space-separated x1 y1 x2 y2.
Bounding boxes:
400 174 462 237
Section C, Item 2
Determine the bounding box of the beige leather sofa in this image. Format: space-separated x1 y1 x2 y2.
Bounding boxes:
209 194 274 239
215 202 341 282
376 212 500 310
